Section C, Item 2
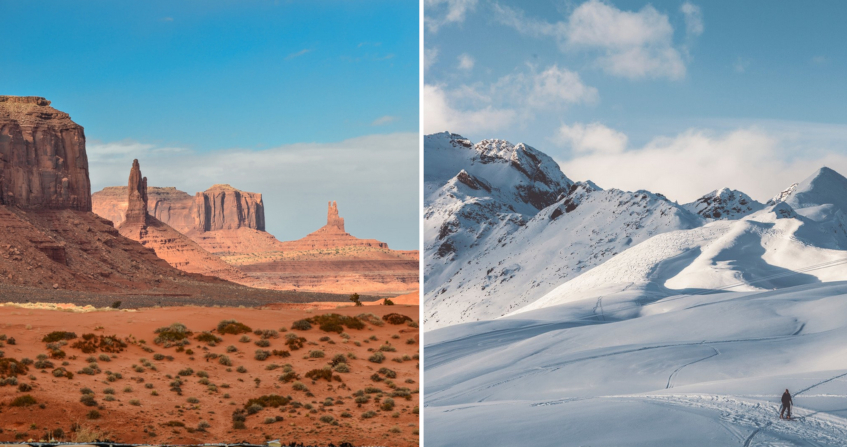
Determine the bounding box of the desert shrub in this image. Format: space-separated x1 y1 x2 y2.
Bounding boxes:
166 420 185 427
187 397 200 404
407 320 419 328
246 403 264 415
0 358 28 376
10 394 36 407
79 394 97 406
369 352 385 363
17 383 32 392
35 359 54 369
379 343 397 352
356 313 384 326
381 397 395 410
245 394 290 409
264 416 276 424
51 367 72 379
407 337 417 345
383 298 395 305
218 355 232 366
272 349 290 357
285 336 306 351
80 387 94 395
226 345 237 353
305 368 333 382
256 329 278 339
319 415 335 424
195 332 222 344
331 353 347 365
391 387 412 398
154 323 191 344
87 410 101 420
292 381 308 391
129 399 141 406
233 421 246 429
103 395 115 401
362 410 377 419
291 319 312 331
71 334 127 353
217 320 252 335
382 313 413 325
78 366 95 375
389 425 401 433
365 386 382 394
98 354 111 362
319 336 330 342
307 313 365 333
103 387 115 394
378 367 397 378
196 370 209 378
177 367 194 376
197 420 210 431
152 353 165 361
371 373 383 382
42 331 77 343
239 335 251 343
308 350 325 358
279 371 299 383
236 365 247 373
255 350 270 361
255 339 270 348
341 411 352 418
123 385 133 393
333 363 350 373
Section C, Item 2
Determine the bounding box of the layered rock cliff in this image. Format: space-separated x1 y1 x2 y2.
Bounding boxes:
279 201 389 250
0 96 91 211
115 161 250 283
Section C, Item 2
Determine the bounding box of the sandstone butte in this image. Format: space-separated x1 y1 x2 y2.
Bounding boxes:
0 96 233 293
115 159 250 284
93 191 420 297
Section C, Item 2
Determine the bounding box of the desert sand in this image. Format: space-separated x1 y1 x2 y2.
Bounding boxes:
0 304 419 446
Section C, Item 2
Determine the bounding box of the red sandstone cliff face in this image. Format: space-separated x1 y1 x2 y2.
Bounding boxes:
0 96 91 211
279 201 389 251
195 184 265 232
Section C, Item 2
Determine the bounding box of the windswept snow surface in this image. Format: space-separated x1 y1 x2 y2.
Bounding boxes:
425 283 847 446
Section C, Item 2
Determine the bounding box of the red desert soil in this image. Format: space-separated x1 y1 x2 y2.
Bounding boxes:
0 304 420 446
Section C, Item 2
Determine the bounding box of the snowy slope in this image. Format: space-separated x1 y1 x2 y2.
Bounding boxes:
683 188 764 220
424 132 703 329
425 282 847 446
512 167 847 316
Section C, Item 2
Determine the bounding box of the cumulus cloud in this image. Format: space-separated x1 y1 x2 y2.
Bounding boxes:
457 53 475 71
559 124 847 203
555 122 627 154
425 47 440 71
680 2 704 38
493 0 697 80
425 0 478 32
87 133 419 250
424 84 516 135
424 65 597 134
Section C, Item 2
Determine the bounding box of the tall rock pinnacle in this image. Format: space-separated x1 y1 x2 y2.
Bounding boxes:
124 159 148 228
327 201 345 232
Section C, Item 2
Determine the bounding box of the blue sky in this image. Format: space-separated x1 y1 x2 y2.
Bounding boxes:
1 0 419 249
425 0 847 203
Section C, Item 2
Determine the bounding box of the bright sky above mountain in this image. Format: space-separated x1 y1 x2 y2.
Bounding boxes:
1 0 419 249
424 0 847 203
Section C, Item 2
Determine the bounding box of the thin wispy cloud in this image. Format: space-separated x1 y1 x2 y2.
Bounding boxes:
286 48 312 60
734 57 749 73
425 0 478 32
457 53 475 71
160 17 174 22
371 115 399 126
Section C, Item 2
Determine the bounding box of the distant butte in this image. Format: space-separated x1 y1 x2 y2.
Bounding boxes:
279 201 389 251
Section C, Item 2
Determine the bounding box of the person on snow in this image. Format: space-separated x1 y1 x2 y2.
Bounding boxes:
780 389 793 420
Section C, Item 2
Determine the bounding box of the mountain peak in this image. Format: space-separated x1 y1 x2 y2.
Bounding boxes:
775 166 847 212
683 188 763 220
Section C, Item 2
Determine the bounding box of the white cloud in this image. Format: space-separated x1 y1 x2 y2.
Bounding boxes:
424 65 597 134
286 49 312 60
86 133 420 250
555 122 627 154
734 56 749 73
559 124 847 203
457 53 475 71
493 0 695 80
425 0 478 32
371 115 399 126
425 47 440 71
424 84 516 135
680 2 704 38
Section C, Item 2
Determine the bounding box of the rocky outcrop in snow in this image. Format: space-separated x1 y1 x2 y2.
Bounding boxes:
683 188 763 220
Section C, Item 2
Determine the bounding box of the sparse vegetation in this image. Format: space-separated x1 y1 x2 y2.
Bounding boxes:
291 319 312 331
218 320 252 335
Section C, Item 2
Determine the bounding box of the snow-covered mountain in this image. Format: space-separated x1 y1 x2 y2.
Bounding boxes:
425 131 847 329
424 132 704 329
682 188 764 220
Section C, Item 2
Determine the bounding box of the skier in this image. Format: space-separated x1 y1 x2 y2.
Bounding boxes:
780 389 793 420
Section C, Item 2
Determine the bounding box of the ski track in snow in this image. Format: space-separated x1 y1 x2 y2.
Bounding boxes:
666 346 720 389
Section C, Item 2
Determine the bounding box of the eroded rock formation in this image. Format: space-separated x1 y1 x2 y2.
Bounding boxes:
279 201 388 251
196 184 265 232
115 160 250 283
0 96 91 211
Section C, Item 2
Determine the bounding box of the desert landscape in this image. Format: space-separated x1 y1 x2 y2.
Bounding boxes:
0 303 419 445
0 94 420 445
